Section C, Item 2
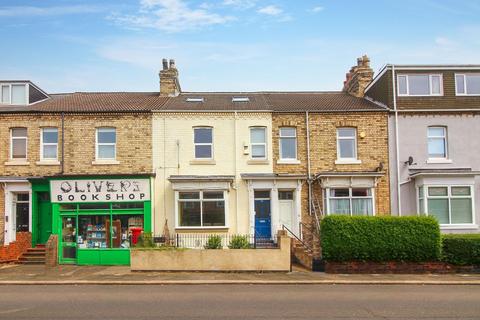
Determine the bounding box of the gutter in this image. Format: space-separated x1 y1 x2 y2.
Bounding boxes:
392 65 402 216
306 111 312 215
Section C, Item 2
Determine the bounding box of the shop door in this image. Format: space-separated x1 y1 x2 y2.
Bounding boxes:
254 191 271 239
60 216 77 264
37 192 53 244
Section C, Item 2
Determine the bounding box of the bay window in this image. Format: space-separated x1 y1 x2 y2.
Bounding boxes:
250 127 267 159
419 185 474 225
455 74 480 95
178 191 226 228
397 74 442 96
326 188 374 216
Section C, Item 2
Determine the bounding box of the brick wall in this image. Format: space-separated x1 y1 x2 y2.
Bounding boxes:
0 113 152 176
0 232 31 262
45 234 58 267
273 112 391 217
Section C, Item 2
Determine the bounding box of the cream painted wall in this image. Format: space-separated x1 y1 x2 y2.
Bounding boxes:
152 112 273 235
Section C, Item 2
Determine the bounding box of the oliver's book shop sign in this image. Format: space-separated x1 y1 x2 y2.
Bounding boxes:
50 179 150 203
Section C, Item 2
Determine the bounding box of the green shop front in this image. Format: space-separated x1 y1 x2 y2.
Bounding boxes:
30 176 152 265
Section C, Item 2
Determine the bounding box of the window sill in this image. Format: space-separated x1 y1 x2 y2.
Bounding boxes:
4 161 30 166
426 158 453 164
36 160 60 166
335 159 362 165
190 159 216 165
247 159 269 165
277 159 301 165
175 226 228 230
440 224 478 230
92 160 120 165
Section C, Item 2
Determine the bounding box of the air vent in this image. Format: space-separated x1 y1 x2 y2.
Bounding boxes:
186 97 204 102
232 96 250 102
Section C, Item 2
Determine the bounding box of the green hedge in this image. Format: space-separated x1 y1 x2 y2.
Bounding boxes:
321 215 441 262
442 234 480 265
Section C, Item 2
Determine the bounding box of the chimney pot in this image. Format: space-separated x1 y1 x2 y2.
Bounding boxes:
169 59 176 69
162 58 168 70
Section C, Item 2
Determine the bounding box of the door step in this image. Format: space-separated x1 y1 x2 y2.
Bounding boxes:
17 246 46 265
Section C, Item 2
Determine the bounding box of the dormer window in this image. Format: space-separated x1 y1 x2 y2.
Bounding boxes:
397 74 442 96
232 97 249 102
0 83 27 105
455 74 480 96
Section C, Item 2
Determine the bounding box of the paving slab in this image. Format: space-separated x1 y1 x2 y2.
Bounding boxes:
1 264 479 285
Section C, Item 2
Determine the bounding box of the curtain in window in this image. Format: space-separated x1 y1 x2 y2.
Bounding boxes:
451 198 473 224
351 198 373 216
329 199 350 215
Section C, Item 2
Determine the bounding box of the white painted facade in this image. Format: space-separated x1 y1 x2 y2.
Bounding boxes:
2 180 31 244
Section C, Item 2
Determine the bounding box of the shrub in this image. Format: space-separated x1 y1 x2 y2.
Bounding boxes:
442 234 480 265
228 235 251 249
135 232 156 248
320 215 441 262
204 235 223 249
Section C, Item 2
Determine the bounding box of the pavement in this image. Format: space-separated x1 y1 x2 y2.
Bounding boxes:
1 284 480 319
1 264 480 285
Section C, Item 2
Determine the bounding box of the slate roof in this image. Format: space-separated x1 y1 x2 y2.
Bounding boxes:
0 91 385 113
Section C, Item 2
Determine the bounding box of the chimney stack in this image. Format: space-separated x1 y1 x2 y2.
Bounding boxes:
343 55 374 98
159 58 181 97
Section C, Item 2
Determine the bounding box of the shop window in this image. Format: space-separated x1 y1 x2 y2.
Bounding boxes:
15 193 29 232
112 202 144 209
111 215 144 248
178 191 226 228
96 127 116 160
250 127 267 159
193 127 213 159
59 204 76 211
78 216 108 249
10 128 27 160
327 187 374 216
420 185 473 225
78 203 110 210
41 127 58 160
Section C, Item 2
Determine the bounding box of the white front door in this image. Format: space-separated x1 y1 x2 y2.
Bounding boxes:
279 197 295 235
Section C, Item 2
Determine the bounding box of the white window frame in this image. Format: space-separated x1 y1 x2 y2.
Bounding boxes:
250 126 267 160
279 127 297 160
95 127 116 160
427 126 448 160
336 127 358 161
397 74 443 97
193 126 213 160
175 190 228 229
455 73 480 96
40 127 59 161
419 185 475 227
325 187 375 216
1 83 28 105
10 128 28 161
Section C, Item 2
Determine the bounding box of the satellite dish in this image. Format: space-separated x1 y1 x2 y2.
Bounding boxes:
408 156 414 165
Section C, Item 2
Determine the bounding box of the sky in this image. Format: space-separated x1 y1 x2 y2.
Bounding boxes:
1 0 480 93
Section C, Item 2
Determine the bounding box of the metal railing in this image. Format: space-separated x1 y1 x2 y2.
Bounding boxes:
152 233 278 249
282 224 313 253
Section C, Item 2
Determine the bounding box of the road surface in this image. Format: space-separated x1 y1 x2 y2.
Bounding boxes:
0 284 479 319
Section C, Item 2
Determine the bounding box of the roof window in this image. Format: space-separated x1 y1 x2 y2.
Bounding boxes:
186 97 204 102
232 96 250 102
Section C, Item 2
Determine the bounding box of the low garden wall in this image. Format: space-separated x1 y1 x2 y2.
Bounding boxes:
131 232 291 272
0 232 32 262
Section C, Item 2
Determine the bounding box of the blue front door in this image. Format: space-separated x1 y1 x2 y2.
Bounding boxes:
254 191 271 238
